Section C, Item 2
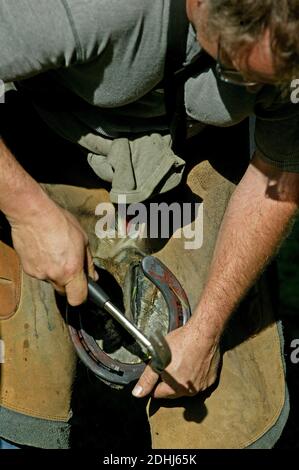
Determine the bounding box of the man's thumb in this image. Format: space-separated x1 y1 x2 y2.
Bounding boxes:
65 270 88 306
132 365 159 398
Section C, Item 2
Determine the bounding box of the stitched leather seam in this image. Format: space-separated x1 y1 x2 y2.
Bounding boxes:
0 400 70 422
0 257 22 321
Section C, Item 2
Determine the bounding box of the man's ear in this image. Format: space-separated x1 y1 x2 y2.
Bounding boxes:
186 0 203 22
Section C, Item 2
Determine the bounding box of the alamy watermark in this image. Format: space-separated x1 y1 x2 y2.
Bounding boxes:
0 340 5 364
290 339 299 364
0 79 5 104
95 195 204 250
290 79 299 104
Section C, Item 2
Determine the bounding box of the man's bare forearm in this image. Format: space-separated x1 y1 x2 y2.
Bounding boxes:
0 138 51 222
0 138 96 305
191 154 299 337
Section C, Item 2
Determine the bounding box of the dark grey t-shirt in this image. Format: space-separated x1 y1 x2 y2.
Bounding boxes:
1 0 299 170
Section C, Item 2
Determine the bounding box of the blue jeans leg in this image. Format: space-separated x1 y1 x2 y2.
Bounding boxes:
0 438 20 449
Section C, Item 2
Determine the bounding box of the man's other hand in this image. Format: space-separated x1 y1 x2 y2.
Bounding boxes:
132 322 221 399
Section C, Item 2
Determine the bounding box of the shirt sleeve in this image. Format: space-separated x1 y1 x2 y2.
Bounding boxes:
0 0 79 82
254 92 299 173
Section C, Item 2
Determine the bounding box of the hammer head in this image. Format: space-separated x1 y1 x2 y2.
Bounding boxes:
147 331 172 373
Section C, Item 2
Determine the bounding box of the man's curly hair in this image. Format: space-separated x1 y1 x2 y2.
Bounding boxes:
207 0 299 82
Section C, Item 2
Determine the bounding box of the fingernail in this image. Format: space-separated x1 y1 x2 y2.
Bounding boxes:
132 385 143 397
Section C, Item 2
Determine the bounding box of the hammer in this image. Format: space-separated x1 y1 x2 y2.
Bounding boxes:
88 278 171 374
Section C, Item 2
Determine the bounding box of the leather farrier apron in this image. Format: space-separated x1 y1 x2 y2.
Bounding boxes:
0 168 287 449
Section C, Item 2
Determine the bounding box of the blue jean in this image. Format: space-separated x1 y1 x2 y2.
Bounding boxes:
0 438 19 449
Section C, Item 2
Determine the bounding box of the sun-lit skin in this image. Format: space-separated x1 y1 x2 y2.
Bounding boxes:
186 0 276 85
